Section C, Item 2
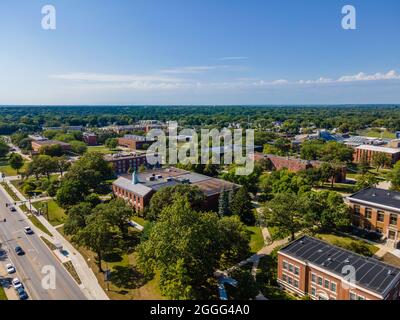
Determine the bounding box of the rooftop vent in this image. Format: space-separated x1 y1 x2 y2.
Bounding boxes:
388 270 393 276
372 192 376 197
344 258 350 264
317 249 323 253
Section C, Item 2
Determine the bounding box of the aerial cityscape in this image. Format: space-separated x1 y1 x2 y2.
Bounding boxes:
0 0 400 315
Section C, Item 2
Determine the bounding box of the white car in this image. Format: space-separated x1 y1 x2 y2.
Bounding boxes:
24 227 33 235
12 278 23 289
6 263 16 274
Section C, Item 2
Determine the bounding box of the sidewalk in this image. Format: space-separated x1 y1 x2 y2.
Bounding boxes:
1 180 109 300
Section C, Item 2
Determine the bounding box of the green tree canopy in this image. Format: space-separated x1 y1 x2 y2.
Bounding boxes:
137 198 250 299
263 193 307 241
147 184 205 221
230 187 255 225
9 153 24 174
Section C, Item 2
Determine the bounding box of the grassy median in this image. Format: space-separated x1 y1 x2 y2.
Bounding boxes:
0 285 7 300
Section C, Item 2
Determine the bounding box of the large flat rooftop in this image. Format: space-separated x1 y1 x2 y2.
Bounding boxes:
355 144 400 154
115 167 237 196
280 236 400 297
347 187 400 213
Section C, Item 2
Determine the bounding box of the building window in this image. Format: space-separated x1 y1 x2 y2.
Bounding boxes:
377 211 385 222
331 282 336 293
288 277 293 285
324 279 329 289
354 205 360 215
317 277 323 286
289 264 294 273
349 292 357 300
311 274 316 283
294 266 300 275
294 280 299 288
365 208 372 220
282 274 287 282
283 261 288 270
376 227 383 234
311 287 316 296
390 214 397 225
357 296 365 300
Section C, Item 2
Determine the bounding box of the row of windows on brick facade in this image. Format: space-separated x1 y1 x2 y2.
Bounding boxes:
283 261 300 275
311 273 337 293
353 205 398 225
281 274 299 289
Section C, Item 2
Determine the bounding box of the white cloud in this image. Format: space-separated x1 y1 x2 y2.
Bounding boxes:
50 72 182 83
218 56 248 61
50 69 400 93
337 70 400 82
159 66 218 74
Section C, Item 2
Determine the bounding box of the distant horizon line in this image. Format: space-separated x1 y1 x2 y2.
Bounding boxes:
0 104 399 108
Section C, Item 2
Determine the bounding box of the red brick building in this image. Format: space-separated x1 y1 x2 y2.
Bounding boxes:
112 167 238 212
31 140 71 153
353 145 400 165
104 153 147 174
117 134 154 150
253 153 347 183
347 188 400 248
278 236 400 300
82 132 97 146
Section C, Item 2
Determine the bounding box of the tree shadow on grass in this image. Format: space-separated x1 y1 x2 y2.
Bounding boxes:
103 252 123 263
110 265 148 290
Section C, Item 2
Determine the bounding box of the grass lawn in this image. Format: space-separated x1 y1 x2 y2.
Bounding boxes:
358 129 396 139
246 226 265 254
268 226 289 241
28 215 53 237
131 216 148 227
33 200 67 226
0 286 7 300
318 182 355 194
345 167 390 182
58 228 164 300
316 232 379 256
19 204 29 213
87 145 122 154
0 182 20 201
63 261 82 285
0 157 29 176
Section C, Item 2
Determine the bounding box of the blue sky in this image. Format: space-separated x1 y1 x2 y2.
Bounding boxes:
0 0 399 105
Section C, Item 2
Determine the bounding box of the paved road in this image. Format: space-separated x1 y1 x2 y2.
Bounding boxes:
0 189 86 300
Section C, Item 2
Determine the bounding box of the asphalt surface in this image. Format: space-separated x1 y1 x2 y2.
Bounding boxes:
0 189 87 300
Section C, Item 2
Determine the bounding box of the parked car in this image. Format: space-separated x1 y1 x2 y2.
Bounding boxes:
15 246 25 255
24 226 33 235
9 206 16 212
6 263 16 274
12 278 23 290
16 287 28 300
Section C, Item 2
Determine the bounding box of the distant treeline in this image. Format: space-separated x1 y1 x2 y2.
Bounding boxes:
1 105 400 134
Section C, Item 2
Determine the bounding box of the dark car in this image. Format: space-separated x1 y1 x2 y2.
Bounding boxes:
10 207 17 212
15 246 25 255
16 287 28 300
24 227 34 235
